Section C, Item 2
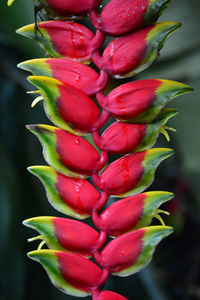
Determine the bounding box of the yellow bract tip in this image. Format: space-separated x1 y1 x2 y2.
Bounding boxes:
7 0 15 6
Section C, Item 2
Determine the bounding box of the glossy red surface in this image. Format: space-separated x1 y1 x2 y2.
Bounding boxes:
94 151 146 195
56 82 100 132
95 121 147 154
52 217 99 256
55 129 101 175
106 79 162 119
100 229 145 272
100 193 146 236
47 59 99 96
100 0 149 35
102 26 153 75
46 0 102 15
40 21 94 60
56 251 102 292
97 290 128 300
55 172 100 214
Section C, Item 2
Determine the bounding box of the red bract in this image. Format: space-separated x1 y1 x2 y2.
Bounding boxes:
97 79 192 122
24 216 100 257
97 191 174 236
93 122 146 154
56 129 107 175
27 124 108 177
90 0 172 36
18 58 107 96
44 0 102 16
56 252 102 292
28 250 103 296
95 290 128 300
55 173 101 215
95 226 173 275
53 218 99 256
92 148 173 196
40 21 94 62
93 22 180 77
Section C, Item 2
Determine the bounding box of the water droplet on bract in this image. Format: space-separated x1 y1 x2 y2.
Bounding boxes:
76 136 80 145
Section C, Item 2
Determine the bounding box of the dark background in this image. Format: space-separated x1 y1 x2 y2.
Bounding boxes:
0 0 200 299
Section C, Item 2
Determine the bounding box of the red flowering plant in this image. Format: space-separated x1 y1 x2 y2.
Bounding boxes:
11 0 193 298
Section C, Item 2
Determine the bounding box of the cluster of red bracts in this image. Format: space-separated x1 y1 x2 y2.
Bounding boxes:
18 0 192 299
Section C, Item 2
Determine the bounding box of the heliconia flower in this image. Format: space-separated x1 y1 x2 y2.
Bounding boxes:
97 191 174 236
90 0 172 36
28 249 103 296
93 22 180 78
23 216 100 257
26 124 108 178
92 148 173 197
93 109 177 154
96 79 192 122
95 226 173 276
33 0 102 18
17 58 108 97
27 75 108 134
17 21 95 63
28 166 102 219
93 290 128 300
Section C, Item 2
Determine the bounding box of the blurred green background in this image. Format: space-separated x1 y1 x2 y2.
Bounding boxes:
0 0 200 299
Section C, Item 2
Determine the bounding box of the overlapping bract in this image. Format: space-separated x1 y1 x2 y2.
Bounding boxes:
19 0 192 299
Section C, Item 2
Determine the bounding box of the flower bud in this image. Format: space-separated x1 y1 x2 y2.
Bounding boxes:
92 148 173 197
17 21 94 63
23 216 100 257
28 166 101 219
26 124 107 178
99 191 174 236
28 249 103 296
18 58 106 96
97 79 192 122
90 0 172 36
95 226 173 275
93 109 177 154
93 22 180 77
34 0 102 18
28 76 101 134
95 290 128 300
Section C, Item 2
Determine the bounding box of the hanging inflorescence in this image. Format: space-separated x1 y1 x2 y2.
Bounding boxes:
17 0 192 299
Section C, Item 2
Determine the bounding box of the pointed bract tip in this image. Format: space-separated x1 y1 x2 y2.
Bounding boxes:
26 124 38 132
7 0 15 6
16 24 35 38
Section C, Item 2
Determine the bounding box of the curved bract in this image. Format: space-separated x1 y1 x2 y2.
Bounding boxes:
34 0 102 18
91 0 173 36
17 21 94 63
